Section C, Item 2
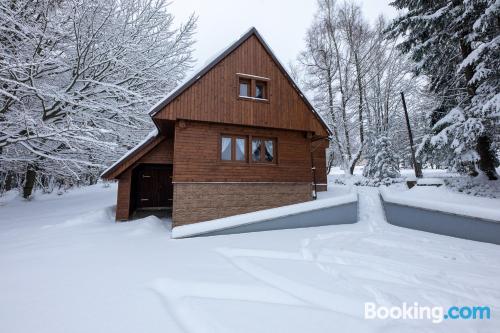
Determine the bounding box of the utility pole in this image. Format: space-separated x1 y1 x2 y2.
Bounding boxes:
400 92 423 178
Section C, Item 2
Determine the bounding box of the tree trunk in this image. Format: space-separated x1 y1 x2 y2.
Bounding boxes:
4 172 14 191
326 68 345 160
23 165 37 199
349 146 363 175
328 26 352 162
347 52 365 176
401 92 423 178
354 52 364 145
326 149 335 175
476 135 498 180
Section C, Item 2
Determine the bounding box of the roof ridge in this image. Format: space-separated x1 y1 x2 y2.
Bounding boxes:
148 27 332 136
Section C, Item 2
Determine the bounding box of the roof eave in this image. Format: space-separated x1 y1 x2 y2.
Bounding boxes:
100 132 161 180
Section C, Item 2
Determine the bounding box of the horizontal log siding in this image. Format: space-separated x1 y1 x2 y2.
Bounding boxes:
154 35 328 137
173 121 313 183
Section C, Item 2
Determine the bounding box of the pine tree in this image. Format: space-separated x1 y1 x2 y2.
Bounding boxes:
387 0 499 180
363 134 400 180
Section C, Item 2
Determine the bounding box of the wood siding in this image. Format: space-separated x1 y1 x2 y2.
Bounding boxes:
312 138 328 191
108 28 332 223
115 138 174 220
103 136 173 179
116 169 132 220
172 120 314 183
137 139 174 164
154 35 328 137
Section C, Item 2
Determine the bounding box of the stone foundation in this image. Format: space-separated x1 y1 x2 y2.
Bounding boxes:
172 182 312 226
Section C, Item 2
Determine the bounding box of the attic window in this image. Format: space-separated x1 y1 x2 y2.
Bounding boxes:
239 78 250 97
255 81 267 99
237 74 269 101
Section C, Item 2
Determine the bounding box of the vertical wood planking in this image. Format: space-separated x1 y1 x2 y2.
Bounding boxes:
155 36 329 138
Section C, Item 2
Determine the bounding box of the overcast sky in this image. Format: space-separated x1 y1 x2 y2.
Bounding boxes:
170 0 399 69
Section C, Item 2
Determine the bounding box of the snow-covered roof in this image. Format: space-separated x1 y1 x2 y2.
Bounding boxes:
100 128 159 178
148 27 332 136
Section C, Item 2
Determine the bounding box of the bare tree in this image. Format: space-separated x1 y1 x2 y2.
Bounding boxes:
299 0 376 175
299 0 431 177
0 0 197 196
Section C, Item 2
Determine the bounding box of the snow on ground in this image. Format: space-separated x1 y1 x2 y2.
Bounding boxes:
172 191 357 238
1 180 500 333
331 166 500 198
381 186 500 221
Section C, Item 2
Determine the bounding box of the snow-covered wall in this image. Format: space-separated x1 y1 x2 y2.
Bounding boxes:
172 194 358 238
381 195 500 245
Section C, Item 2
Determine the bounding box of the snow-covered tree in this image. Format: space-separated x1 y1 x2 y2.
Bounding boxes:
0 0 197 196
387 0 499 180
297 0 429 177
363 134 400 180
298 0 382 175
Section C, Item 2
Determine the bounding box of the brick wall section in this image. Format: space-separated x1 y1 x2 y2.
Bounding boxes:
315 185 327 192
172 182 312 226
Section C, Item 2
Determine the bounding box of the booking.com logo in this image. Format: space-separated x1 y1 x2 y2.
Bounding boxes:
365 302 491 324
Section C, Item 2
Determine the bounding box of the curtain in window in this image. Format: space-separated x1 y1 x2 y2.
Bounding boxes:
221 137 232 160
252 139 261 161
236 138 245 160
239 83 249 97
256 85 263 98
264 140 273 161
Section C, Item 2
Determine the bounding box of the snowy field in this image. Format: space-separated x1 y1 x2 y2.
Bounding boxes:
1 175 500 332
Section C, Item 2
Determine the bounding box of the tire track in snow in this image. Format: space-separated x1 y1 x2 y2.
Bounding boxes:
148 187 500 332
216 245 489 315
216 251 367 318
148 276 310 333
213 187 500 323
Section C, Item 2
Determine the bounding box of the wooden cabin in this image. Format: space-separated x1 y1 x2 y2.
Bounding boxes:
101 27 331 227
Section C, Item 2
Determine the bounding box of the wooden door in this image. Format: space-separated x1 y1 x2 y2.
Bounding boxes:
134 164 172 209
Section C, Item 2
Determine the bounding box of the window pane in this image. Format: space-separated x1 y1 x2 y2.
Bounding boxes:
239 81 249 96
252 139 261 162
264 140 274 162
235 138 246 161
255 82 265 99
221 137 232 160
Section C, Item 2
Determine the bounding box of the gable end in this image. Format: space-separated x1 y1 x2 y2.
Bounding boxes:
150 27 332 137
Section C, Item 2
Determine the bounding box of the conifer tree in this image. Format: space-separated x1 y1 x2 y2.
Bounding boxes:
363 134 400 180
387 0 499 179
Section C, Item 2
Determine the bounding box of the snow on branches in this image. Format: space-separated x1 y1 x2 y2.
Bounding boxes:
298 0 430 177
363 134 400 181
388 0 499 179
0 0 197 195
